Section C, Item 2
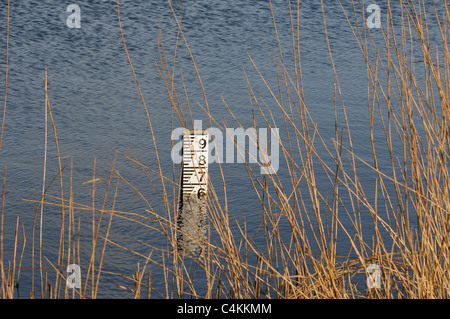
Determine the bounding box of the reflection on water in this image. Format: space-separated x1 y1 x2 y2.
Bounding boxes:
177 195 207 257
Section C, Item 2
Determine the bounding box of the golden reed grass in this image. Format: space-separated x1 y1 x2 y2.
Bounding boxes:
0 0 449 298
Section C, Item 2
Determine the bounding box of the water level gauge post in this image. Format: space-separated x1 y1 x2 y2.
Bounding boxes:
182 130 209 198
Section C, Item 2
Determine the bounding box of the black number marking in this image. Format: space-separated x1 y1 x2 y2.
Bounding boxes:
199 138 207 149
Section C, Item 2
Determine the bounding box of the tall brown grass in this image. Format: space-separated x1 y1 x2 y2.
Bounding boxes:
0 0 449 298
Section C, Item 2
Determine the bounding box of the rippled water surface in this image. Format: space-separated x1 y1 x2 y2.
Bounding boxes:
0 1 445 298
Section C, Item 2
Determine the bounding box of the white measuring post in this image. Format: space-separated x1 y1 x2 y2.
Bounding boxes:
182 129 209 198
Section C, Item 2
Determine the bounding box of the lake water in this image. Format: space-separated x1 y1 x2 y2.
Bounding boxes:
0 0 445 298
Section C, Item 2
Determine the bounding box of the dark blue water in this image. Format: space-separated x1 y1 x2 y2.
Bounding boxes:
0 1 445 298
